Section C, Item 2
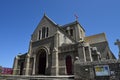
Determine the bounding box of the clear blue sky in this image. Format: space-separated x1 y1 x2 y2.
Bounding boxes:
0 0 120 68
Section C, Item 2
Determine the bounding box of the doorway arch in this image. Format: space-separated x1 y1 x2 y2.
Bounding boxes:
37 49 47 75
65 55 72 75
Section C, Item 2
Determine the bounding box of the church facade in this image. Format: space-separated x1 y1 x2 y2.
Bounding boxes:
13 14 115 75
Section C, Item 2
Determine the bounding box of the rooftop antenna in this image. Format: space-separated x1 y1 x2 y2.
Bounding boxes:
114 39 120 59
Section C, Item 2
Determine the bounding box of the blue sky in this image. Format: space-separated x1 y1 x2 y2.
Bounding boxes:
0 0 120 68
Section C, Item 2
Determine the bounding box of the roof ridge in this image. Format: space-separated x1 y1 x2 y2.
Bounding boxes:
62 21 77 27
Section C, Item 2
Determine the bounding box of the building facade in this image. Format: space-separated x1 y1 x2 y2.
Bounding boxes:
13 14 115 75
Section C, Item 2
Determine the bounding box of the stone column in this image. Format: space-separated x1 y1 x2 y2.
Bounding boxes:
25 40 32 75
25 54 30 75
51 31 59 75
13 56 19 75
32 55 36 75
78 43 86 62
84 43 93 61
89 47 93 61
83 47 87 62
75 25 79 41
51 48 59 75
76 23 81 41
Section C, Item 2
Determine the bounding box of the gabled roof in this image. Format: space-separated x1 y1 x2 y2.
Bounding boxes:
43 14 76 42
32 14 57 35
43 14 57 26
32 14 76 43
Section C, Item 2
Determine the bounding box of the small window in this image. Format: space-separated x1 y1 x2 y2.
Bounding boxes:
42 27 46 38
70 29 73 36
38 30 41 40
41 27 49 39
46 27 49 37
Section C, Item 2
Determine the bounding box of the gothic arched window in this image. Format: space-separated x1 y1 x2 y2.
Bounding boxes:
46 27 49 37
40 27 49 39
42 27 46 38
70 29 73 36
38 30 41 40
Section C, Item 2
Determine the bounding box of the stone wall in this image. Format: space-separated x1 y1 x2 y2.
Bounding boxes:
74 59 120 80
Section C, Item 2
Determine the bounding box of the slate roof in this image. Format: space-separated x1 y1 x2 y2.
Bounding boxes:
84 33 116 59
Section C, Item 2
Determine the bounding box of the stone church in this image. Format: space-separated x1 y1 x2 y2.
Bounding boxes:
13 14 115 75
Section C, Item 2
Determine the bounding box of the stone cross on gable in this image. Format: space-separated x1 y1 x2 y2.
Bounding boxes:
74 14 79 21
115 39 120 59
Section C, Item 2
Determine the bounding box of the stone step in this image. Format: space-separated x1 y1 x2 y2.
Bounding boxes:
0 75 74 80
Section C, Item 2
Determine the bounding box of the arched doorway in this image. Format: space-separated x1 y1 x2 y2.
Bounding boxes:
37 49 46 75
66 55 72 75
